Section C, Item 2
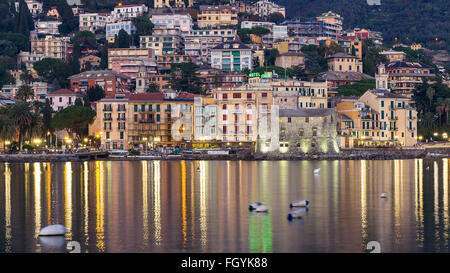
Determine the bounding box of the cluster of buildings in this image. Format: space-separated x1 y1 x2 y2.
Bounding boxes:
0 0 431 154
88 70 417 153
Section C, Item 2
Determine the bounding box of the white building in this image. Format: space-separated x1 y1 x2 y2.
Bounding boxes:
150 13 193 35
154 0 194 8
111 3 148 20
211 41 253 71
79 13 107 32
241 21 275 29
34 20 62 35
253 0 285 17
46 89 83 111
106 21 137 43
184 29 237 64
30 33 70 60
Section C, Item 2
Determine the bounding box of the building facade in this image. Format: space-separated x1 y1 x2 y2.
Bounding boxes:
211 41 253 71
197 5 239 29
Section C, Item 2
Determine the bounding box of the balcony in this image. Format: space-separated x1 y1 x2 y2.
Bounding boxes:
103 107 112 112
139 119 154 123
231 109 243 114
389 116 398 120
103 117 112 121
117 117 127 121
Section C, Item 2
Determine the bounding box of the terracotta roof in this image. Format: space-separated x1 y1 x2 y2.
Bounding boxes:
47 89 81 96
129 92 165 101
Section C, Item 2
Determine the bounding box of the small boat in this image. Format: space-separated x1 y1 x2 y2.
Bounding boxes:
255 205 269 213
380 193 388 198
39 224 67 236
196 167 201 172
249 202 262 211
313 168 320 175
290 200 309 208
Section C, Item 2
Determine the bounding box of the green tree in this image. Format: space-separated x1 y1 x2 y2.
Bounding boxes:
0 115 15 147
33 58 72 87
170 62 202 94
146 83 160 93
51 105 96 140
0 66 15 89
85 85 105 103
7 102 33 150
41 99 53 138
132 16 154 47
114 29 131 48
336 79 376 96
267 12 284 23
264 48 279 66
14 0 34 37
15 85 34 101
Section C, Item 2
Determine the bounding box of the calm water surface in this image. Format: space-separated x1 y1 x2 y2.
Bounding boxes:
0 159 449 253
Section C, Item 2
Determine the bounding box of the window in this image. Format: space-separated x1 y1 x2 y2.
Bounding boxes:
222 104 227 110
312 127 317 137
299 128 304 136
305 117 309 123
288 117 291 123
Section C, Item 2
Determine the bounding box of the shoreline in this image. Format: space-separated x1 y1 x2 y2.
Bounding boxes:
0 148 448 163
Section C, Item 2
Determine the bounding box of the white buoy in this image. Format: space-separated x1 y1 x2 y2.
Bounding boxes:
313 168 320 174
249 202 262 211
255 205 269 213
290 200 309 208
380 193 388 198
39 224 67 236
288 208 308 220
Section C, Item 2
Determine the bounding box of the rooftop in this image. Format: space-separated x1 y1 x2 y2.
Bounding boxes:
385 61 430 69
68 70 130 80
280 108 335 117
327 52 357 59
212 41 251 50
47 89 82 96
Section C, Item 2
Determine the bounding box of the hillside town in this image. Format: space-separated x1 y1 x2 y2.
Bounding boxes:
0 0 448 157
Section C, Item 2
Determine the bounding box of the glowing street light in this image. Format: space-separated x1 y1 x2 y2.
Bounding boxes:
33 139 42 145
433 132 439 137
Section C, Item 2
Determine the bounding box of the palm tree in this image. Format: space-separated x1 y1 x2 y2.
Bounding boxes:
7 102 33 150
15 85 34 102
0 116 15 150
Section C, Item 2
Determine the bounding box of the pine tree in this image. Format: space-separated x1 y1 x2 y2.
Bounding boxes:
15 0 34 36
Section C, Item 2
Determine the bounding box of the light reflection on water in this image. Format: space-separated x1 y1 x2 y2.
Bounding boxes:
0 159 449 253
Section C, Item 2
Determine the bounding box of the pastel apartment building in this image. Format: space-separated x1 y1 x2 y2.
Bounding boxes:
197 5 239 29
111 3 148 20
68 70 130 94
30 33 70 60
79 13 107 32
211 41 253 71
106 21 136 43
140 28 184 56
34 20 62 35
150 13 193 35
327 53 363 73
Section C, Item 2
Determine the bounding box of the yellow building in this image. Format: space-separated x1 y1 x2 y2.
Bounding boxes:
359 89 417 147
127 93 195 148
380 49 406 62
327 52 363 73
337 89 418 148
273 40 289 54
89 93 130 150
89 92 196 151
197 5 239 29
